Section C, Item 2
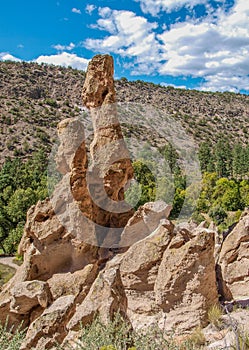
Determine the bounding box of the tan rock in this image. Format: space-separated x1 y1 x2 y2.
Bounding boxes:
67 257 126 331
120 201 172 246
47 264 98 301
81 54 135 247
217 209 249 300
120 221 173 329
82 54 115 108
10 280 51 314
120 221 173 290
20 295 75 350
155 230 218 333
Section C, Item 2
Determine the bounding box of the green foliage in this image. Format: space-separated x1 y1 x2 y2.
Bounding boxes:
71 314 133 350
63 313 198 350
0 321 25 350
212 178 242 211
44 98 58 108
0 150 48 254
198 141 249 179
187 326 206 347
129 160 156 208
208 206 227 225
208 304 223 328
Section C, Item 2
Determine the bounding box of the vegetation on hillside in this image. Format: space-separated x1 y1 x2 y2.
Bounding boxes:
0 61 249 254
1 60 249 165
0 150 48 254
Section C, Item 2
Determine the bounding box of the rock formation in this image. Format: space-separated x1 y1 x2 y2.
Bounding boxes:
0 54 228 349
217 209 249 301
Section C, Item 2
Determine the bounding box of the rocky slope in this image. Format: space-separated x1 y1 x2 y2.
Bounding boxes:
0 60 249 165
0 54 248 350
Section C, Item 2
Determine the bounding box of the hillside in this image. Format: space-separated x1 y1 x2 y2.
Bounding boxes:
0 55 249 350
0 60 249 165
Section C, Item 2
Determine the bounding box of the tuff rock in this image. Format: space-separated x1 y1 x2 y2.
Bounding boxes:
217 209 249 301
0 54 239 349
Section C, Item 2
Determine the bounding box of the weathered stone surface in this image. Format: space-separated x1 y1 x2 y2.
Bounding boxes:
218 209 249 300
120 201 172 246
67 256 127 331
20 295 75 350
119 221 173 329
0 54 228 348
10 280 51 314
120 220 173 290
83 55 134 238
47 264 98 301
155 230 218 333
82 54 115 108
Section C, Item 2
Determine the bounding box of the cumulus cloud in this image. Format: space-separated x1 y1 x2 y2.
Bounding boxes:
52 42 75 51
85 4 96 15
135 0 208 16
0 53 21 62
85 7 161 75
72 8 81 14
35 52 89 70
158 0 249 91
161 82 187 89
85 0 249 92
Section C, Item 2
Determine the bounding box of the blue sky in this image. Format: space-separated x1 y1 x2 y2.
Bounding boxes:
0 0 249 93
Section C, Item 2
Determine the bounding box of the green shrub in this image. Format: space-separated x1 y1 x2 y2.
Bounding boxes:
208 206 227 225
208 304 223 328
0 321 25 350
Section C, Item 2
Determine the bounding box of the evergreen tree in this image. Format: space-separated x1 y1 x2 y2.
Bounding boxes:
214 137 232 178
198 141 215 173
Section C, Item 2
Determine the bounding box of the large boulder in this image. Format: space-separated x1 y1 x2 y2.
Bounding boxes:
217 209 249 300
20 295 75 350
67 256 127 331
155 229 218 334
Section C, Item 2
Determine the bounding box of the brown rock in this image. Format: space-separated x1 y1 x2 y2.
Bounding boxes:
82 54 115 108
20 295 75 350
120 221 174 329
120 200 172 246
83 55 134 238
47 264 98 301
10 280 51 315
217 210 249 300
155 230 218 333
67 256 126 331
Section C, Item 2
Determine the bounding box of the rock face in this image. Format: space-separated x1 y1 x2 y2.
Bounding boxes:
217 209 249 300
0 54 222 349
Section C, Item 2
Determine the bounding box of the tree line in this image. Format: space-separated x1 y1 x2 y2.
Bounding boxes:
0 138 248 254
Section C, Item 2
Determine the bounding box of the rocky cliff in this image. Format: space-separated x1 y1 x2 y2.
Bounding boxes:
0 55 248 349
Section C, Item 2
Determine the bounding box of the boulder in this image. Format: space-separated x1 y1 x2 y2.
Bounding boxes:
20 295 75 350
67 256 127 331
120 201 172 247
155 230 218 333
10 280 51 315
217 209 249 300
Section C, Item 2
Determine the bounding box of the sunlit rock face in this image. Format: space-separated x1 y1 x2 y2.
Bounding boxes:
0 55 221 349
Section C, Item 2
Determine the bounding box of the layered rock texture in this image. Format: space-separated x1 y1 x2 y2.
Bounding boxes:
217 209 249 301
0 54 248 349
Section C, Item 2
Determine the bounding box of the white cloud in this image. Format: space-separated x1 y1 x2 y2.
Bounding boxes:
161 82 187 89
35 52 89 70
135 0 208 16
52 42 75 51
84 0 249 91
157 0 249 91
85 4 96 15
72 8 81 14
0 52 21 62
85 8 160 74
200 73 249 93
